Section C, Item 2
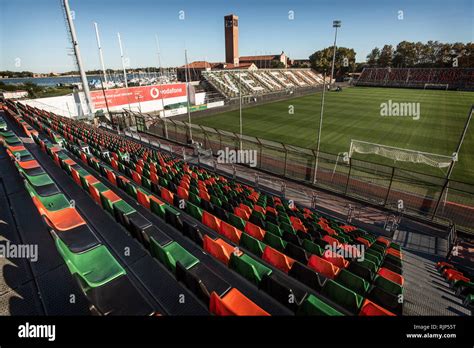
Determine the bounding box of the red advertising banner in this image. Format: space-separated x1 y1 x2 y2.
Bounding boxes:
90 83 187 109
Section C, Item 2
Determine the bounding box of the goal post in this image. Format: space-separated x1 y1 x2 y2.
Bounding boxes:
424 83 449 91
349 139 457 169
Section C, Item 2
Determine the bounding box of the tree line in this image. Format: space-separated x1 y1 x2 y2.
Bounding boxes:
366 41 473 68
309 41 473 77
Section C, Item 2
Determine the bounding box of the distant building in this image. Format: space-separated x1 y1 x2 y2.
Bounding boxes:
177 14 292 82
290 59 311 68
177 61 216 81
239 52 289 68
1 90 29 99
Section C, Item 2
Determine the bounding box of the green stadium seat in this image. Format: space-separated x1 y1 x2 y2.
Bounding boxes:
151 239 199 273
26 182 70 211
336 269 370 295
302 239 324 256
229 253 272 285
229 213 246 230
239 232 266 257
374 275 403 295
186 201 203 221
55 237 125 290
266 221 282 236
359 259 378 273
296 294 343 316
321 279 364 313
263 231 287 251
150 196 166 218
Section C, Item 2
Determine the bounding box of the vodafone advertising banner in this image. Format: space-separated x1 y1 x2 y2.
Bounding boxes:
90 83 187 109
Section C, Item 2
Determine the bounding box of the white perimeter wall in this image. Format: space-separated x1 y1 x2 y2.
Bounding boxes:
19 92 190 118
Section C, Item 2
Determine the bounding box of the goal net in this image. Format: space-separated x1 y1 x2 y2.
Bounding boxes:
349 140 456 169
424 83 449 90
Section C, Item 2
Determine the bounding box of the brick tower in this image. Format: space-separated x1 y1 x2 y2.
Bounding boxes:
224 14 239 66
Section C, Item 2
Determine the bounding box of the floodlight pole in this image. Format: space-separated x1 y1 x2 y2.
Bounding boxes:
118 33 128 89
313 71 327 184
433 106 473 218
184 49 193 142
63 0 94 116
239 69 243 150
330 20 341 86
155 34 168 139
94 22 108 86
117 32 132 111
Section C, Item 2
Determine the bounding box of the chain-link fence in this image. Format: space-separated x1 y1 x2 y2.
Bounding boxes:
121 111 474 235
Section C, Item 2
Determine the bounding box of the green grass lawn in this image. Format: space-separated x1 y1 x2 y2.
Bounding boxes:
194 87 474 183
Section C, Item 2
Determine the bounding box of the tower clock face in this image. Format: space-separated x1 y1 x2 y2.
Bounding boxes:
225 19 233 27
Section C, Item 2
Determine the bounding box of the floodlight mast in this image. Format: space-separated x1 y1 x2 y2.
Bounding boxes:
117 32 131 111
62 0 94 116
155 34 168 139
184 49 193 142
117 33 128 89
313 71 327 184
239 69 243 150
94 22 108 87
330 20 341 85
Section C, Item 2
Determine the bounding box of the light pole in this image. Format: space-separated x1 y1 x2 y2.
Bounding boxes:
94 22 108 87
313 71 327 184
184 49 192 142
239 69 243 150
330 20 341 85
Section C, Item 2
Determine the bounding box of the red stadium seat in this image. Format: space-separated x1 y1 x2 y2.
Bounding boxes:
137 190 150 209
262 246 295 273
386 248 402 259
378 267 404 286
323 250 349 269
307 255 341 279
160 187 174 205
132 171 142 185
234 206 250 221
177 186 189 200
244 221 265 241
359 299 395 316
376 236 390 247
209 289 270 316
219 220 242 244
202 211 221 232
356 237 371 247
203 235 236 265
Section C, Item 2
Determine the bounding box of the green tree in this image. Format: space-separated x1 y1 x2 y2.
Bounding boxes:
270 61 286 69
378 45 394 67
393 41 417 67
309 46 356 77
366 48 380 66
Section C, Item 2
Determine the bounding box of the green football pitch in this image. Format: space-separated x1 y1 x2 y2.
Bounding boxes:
194 87 474 183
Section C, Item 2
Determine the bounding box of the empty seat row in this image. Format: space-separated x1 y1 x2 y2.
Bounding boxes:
17 116 272 316
12 101 404 315
0 126 154 315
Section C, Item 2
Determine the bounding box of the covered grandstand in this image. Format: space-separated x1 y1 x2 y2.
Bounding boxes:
202 69 329 99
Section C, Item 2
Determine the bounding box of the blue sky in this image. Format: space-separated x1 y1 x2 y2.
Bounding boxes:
0 0 472 72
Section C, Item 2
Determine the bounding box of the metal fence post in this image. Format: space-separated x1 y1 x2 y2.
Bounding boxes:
384 166 396 206
344 158 352 195
283 144 288 177
310 149 317 185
